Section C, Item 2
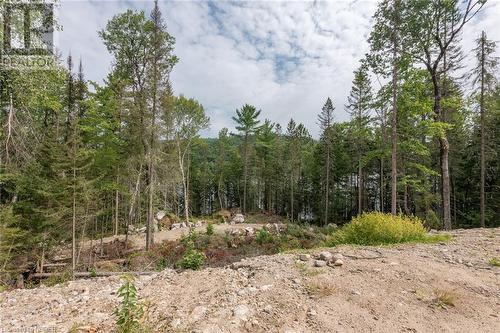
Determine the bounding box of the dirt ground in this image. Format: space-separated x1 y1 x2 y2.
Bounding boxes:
1 228 499 333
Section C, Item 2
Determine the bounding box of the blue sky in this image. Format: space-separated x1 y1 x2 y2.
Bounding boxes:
56 0 500 137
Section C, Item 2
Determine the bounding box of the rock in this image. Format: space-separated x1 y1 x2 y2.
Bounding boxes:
231 214 245 224
233 305 250 319
191 305 207 321
314 260 327 267
332 253 344 261
171 318 182 328
319 251 333 261
299 254 311 261
244 227 255 236
156 210 166 221
263 305 273 314
333 259 344 266
307 309 317 316
170 223 181 230
351 289 361 296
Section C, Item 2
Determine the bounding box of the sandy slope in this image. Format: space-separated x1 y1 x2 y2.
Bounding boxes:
1 228 499 333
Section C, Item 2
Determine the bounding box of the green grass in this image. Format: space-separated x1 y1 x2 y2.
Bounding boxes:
327 212 450 246
489 257 500 267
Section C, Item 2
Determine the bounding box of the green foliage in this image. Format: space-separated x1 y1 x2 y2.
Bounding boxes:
329 212 437 246
424 210 441 230
255 228 273 245
179 247 206 270
206 223 214 236
489 258 500 267
180 231 199 246
114 275 144 333
42 271 72 287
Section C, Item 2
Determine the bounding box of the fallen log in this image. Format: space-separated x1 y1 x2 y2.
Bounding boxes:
42 263 68 268
31 271 156 278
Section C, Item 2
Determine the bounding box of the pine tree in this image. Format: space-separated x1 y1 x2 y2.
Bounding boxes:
318 97 335 224
346 62 373 215
470 31 498 227
232 104 261 213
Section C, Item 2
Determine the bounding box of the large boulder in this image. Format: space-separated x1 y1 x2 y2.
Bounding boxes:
231 214 245 224
156 210 166 221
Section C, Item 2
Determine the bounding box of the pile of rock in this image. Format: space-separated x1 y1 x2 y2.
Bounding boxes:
170 220 207 230
230 213 245 224
298 251 345 268
127 224 146 234
229 227 256 236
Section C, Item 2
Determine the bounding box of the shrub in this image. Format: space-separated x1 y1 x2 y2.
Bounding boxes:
206 223 214 236
114 275 144 333
329 212 430 246
255 228 272 245
424 210 441 230
179 247 206 270
180 231 199 246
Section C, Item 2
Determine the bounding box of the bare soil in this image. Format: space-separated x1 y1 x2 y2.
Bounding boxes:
1 228 499 333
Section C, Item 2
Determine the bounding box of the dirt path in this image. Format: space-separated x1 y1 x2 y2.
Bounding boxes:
1 228 499 332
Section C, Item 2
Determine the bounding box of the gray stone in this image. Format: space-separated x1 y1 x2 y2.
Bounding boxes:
231 214 245 224
233 304 250 319
299 254 311 261
319 251 333 261
314 260 327 267
332 253 344 261
333 259 344 266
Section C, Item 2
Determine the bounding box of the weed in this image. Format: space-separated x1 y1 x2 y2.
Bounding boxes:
489 257 500 267
295 262 323 277
206 223 214 236
42 270 72 287
433 289 457 309
114 275 144 333
306 279 336 298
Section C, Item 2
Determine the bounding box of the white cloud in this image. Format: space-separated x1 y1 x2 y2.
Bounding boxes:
57 0 500 137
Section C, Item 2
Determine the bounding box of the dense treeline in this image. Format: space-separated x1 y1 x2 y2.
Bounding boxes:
0 0 498 273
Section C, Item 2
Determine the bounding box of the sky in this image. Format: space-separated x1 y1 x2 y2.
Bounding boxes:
56 0 500 137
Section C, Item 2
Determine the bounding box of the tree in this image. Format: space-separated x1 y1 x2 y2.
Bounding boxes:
401 0 486 230
318 97 335 224
232 104 261 213
470 31 497 227
256 120 276 211
346 62 373 215
369 0 403 215
169 95 209 224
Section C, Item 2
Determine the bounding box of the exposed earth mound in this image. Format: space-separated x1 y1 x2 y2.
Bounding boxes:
1 228 499 332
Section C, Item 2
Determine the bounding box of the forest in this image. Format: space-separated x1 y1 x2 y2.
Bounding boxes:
0 0 499 275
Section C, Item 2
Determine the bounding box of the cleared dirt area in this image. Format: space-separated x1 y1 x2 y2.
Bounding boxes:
1 228 499 332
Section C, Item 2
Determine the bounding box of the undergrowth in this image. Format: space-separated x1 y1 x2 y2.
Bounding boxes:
132 213 450 272
327 212 450 246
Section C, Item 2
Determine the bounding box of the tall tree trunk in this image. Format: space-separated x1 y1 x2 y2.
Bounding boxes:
325 148 330 225
243 133 248 213
390 10 398 216
114 176 119 237
479 31 486 228
358 162 363 215
380 157 384 212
